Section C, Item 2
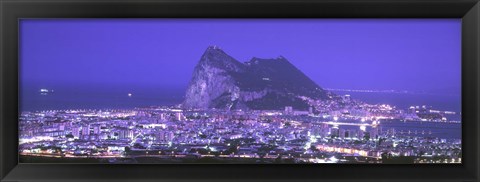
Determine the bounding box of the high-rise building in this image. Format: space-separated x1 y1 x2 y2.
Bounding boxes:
370 127 379 140
349 130 357 138
358 130 365 140
156 130 174 142
166 131 174 142
175 112 184 121
93 125 101 135
118 128 133 140
58 123 65 131
157 130 165 141
284 106 293 115
339 129 346 139
127 129 134 139
82 125 90 136
160 113 167 121
72 126 80 138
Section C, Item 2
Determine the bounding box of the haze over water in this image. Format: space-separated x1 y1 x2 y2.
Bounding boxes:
20 84 459 112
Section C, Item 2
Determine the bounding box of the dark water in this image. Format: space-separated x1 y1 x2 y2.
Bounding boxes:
331 91 462 139
333 91 461 112
380 120 461 139
337 120 461 139
20 85 462 139
22 86 461 112
20 84 186 111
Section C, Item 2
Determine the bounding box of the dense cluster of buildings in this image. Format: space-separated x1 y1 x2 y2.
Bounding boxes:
19 99 461 164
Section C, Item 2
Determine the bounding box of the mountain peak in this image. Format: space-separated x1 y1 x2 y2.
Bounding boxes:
207 45 222 50
198 46 245 71
203 45 226 56
184 47 329 110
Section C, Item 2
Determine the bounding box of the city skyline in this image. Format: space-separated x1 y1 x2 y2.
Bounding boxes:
19 19 462 164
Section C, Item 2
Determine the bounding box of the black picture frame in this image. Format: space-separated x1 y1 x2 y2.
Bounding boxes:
1 0 479 181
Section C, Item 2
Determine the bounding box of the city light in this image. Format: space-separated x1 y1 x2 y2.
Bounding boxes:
19 75 462 164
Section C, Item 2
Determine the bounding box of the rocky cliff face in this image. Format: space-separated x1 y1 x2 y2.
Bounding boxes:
183 46 330 110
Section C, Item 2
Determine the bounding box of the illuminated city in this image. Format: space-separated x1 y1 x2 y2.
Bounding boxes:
19 100 461 164
19 19 461 164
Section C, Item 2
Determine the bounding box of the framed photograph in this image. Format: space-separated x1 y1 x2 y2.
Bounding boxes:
1 0 479 181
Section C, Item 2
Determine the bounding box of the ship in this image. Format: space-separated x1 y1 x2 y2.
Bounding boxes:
39 89 54 95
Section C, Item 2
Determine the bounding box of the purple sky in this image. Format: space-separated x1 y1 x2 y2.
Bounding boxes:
20 19 461 94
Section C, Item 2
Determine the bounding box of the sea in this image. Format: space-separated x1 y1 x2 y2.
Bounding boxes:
331 91 462 139
333 91 461 113
20 84 186 112
19 85 462 139
336 120 461 139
